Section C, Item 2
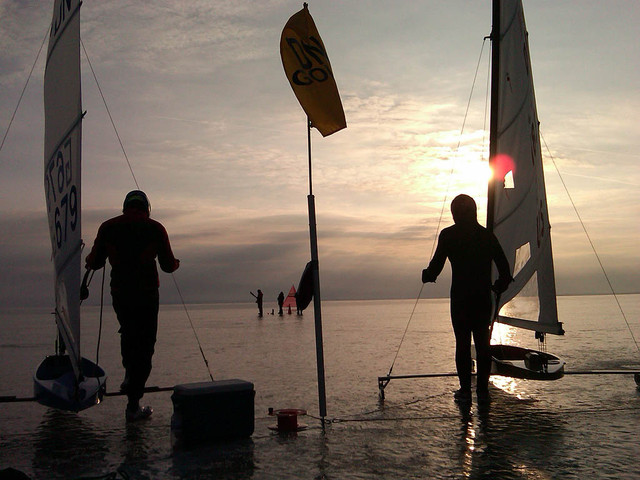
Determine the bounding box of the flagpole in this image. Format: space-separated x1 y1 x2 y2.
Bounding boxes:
307 118 327 422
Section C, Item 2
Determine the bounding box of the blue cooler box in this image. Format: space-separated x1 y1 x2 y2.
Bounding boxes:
171 379 255 445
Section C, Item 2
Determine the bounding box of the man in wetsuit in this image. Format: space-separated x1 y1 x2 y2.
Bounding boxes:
422 194 512 405
85 190 180 421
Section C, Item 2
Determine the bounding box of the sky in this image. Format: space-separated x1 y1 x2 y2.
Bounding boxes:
0 0 638 308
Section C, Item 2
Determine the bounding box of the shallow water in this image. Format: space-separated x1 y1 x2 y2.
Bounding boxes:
1 295 639 479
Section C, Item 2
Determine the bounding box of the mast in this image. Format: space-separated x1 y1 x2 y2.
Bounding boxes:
487 0 500 233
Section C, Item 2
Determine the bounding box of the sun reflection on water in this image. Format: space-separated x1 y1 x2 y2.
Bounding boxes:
461 419 475 478
489 322 528 399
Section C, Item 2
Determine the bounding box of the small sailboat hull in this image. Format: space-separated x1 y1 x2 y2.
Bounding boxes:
34 355 107 412
490 344 565 381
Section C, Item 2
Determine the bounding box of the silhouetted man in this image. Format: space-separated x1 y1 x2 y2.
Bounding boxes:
277 291 285 316
251 290 264 317
85 190 179 421
422 194 512 405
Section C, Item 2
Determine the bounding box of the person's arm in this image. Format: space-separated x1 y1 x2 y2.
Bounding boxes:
85 224 107 271
156 223 180 273
422 231 448 283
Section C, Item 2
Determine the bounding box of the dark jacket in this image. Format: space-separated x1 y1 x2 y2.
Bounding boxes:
85 209 179 294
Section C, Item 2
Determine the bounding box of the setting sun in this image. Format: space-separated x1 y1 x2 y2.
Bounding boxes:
454 153 494 189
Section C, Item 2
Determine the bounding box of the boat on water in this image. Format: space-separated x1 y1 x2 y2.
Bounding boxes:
379 0 568 396
483 0 566 380
34 0 106 412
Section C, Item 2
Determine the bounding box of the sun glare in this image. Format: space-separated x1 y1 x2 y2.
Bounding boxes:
492 154 515 183
456 155 493 188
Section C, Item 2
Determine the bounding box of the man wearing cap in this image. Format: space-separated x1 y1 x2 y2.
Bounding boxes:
85 190 180 421
422 194 512 406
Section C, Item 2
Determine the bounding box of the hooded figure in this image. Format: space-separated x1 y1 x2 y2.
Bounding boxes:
422 194 512 405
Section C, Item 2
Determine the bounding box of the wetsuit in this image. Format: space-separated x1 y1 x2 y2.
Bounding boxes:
85 208 179 406
423 221 512 395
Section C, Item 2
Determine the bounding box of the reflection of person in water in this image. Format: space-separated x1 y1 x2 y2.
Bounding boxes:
422 194 512 406
277 291 285 316
250 290 264 317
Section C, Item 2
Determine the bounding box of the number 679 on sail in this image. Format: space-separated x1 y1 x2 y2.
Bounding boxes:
45 136 78 253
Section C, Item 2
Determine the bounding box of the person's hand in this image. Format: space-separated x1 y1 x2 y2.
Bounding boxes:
422 269 436 283
492 276 512 294
80 268 91 300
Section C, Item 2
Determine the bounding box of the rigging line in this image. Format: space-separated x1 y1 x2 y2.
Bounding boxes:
430 37 489 259
386 283 424 377
541 133 640 357
171 273 215 382
80 39 140 190
95 266 106 365
81 41 207 384
386 39 490 378
482 37 492 163
318 404 640 425
342 391 451 420
0 28 48 155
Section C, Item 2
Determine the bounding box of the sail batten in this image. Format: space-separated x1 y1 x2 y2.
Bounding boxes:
497 315 564 335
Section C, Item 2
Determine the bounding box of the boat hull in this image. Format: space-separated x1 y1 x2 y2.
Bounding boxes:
489 344 565 381
34 355 107 412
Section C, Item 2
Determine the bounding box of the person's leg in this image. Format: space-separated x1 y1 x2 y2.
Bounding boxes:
472 296 493 402
472 321 491 396
452 316 473 395
113 296 134 391
114 292 158 419
126 293 159 408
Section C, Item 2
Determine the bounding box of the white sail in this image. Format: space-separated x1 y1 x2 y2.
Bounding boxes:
489 0 563 335
44 0 83 379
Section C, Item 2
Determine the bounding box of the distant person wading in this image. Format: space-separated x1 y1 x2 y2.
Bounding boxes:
84 190 180 422
251 289 264 317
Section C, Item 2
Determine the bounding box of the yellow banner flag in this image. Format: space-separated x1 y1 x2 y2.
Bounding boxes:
280 4 346 137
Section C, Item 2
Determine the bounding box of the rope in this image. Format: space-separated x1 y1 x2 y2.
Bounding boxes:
386 284 423 377
80 39 140 190
81 40 214 379
385 38 490 378
324 404 640 425
0 28 48 155
171 273 215 382
95 267 106 365
542 134 640 357
432 37 490 250
307 391 640 426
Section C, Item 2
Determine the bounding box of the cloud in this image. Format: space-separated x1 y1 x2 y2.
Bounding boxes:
1 1 638 307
